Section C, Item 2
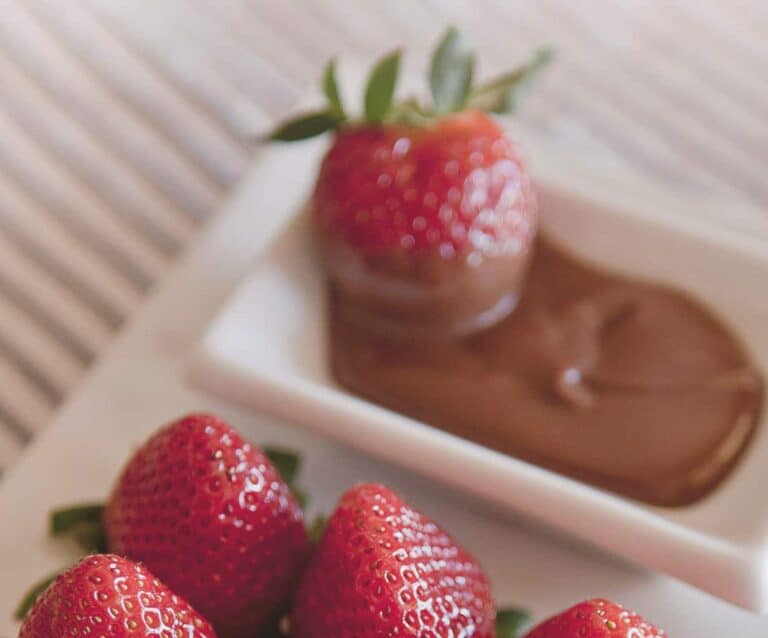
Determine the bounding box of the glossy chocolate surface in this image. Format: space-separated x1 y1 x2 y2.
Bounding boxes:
329 236 764 506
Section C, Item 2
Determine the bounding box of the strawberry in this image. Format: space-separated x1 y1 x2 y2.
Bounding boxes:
291 483 496 638
524 599 667 638
268 27 551 337
312 110 535 258
19 554 216 638
103 413 311 638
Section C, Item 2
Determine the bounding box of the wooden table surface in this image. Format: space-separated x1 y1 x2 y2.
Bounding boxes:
0 0 767 472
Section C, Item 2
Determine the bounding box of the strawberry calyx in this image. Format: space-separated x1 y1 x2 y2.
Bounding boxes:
267 26 552 141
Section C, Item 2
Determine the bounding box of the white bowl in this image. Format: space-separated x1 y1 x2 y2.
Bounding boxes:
189 144 768 612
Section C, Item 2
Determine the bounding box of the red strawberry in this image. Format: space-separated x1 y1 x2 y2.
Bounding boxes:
104 413 310 638
525 599 667 638
269 28 550 337
19 554 216 638
291 483 496 638
313 111 535 259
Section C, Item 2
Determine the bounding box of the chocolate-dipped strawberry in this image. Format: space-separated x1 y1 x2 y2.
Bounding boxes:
269 28 551 338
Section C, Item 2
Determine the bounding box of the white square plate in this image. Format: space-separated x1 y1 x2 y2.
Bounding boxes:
190 141 768 613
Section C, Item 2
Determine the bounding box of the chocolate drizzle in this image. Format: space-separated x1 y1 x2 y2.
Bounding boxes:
329 235 764 507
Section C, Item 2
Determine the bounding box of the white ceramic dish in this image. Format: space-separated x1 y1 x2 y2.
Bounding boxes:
190 142 768 612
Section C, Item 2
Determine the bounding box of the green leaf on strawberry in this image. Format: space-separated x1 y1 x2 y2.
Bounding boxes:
364 49 402 123
266 111 344 141
468 46 554 114
50 503 108 553
323 58 345 117
265 26 552 142
495 607 532 638
50 503 104 536
264 446 301 484
429 25 475 113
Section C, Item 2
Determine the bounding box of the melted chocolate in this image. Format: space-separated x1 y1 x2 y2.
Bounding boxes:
329 236 764 506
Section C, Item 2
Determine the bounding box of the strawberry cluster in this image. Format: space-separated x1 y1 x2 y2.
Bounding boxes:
16 412 667 638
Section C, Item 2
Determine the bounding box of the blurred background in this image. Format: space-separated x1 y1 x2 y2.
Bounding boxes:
0 0 766 474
